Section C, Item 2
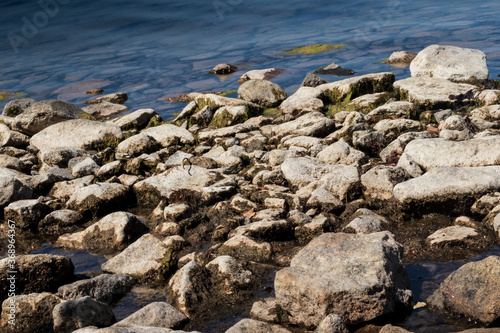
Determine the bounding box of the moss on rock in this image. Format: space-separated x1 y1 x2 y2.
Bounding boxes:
286 43 346 55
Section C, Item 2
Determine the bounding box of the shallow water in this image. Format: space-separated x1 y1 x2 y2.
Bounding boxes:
0 0 499 119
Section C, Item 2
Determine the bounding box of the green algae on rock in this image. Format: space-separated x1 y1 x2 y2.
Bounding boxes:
285 43 346 55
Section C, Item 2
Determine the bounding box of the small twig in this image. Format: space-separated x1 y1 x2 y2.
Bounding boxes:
182 157 192 176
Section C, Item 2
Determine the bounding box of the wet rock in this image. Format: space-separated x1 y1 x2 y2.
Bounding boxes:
366 101 415 123
275 232 412 327
12 100 88 135
410 45 488 81
426 226 480 248
374 119 423 141
109 108 159 131
39 209 84 232
301 73 328 87
57 274 135 304
116 133 158 157
387 51 417 66
344 209 389 234
101 234 175 279
218 235 272 262
198 123 259 141
314 314 349 333
361 165 410 201
210 105 250 128
141 124 194 147
206 255 252 292
250 298 281 323
2 97 37 116
316 139 366 166
226 318 291 333
0 254 74 301
83 92 128 105
72 157 100 177
53 296 116 333
30 119 123 152
209 63 237 75
313 63 355 76
379 324 412 333
113 301 188 329
66 183 130 217
238 68 285 83
4 199 50 231
0 123 29 148
427 256 500 325
278 86 324 115
0 292 62 333
168 261 211 318
82 102 129 120
238 79 287 108
393 77 476 108
57 211 148 253
306 187 344 213
230 219 293 241
190 106 213 127
471 192 500 217
0 175 33 208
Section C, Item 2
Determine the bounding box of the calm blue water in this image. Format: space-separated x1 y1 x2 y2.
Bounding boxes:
0 0 499 119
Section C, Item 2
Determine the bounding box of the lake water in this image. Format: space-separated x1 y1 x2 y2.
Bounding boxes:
0 0 499 119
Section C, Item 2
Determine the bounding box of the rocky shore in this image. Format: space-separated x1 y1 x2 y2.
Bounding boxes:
1 44 500 333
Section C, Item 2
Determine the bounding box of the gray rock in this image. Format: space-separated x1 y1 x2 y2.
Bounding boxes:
82 102 129 120
238 68 284 83
470 105 500 131
387 51 417 66
141 123 194 146
210 105 250 128
2 98 37 117
314 314 349 333
57 274 135 304
194 93 262 115
114 302 188 329
393 77 476 108
190 106 213 127
83 93 128 105
361 166 410 201
12 100 87 135
262 149 302 167
164 203 193 221
96 161 123 180
109 108 158 130
278 86 324 115
379 325 412 333
281 157 341 188
250 298 281 323
252 208 286 221
198 123 259 141
0 175 32 208
40 147 92 167
0 123 29 148
57 211 147 253
306 187 344 213
50 175 94 201
274 112 336 138
471 192 500 217
316 164 360 201
39 209 84 232
206 255 253 290
30 119 123 152
427 256 500 324
352 130 387 156
366 101 415 123
347 92 387 110
73 327 199 333
229 219 293 241
316 139 366 166
426 226 480 248
72 157 100 177
218 235 272 262
275 232 412 327
314 63 355 76
66 183 130 217
0 292 62 333
493 213 500 238
294 215 334 242
101 234 174 279
4 199 49 231
209 63 237 75
380 131 433 163
374 119 423 141
238 79 287 108
53 296 116 333
344 209 389 234
410 44 488 81
0 154 26 172
225 319 291 333
0 254 74 301
301 73 328 87
116 133 158 157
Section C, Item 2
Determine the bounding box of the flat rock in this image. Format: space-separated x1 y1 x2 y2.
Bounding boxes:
82 101 129 120
218 235 272 262
0 123 29 148
410 45 488 81
141 124 194 146
470 105 500 131
39 209 84 232
366 101 415 123
206 255 252 291
306 187 344 213
275 232 412 327
109 108 158 130
387 51 417 66
281 157 342 188
83 92 128 105
238 68 284 83
427 256 500 325
316 164 360 201
198 123 259 141
273 112 335 138
278 86 324 115
229 219 293 241
113 302 188 329
65 183 130 217
250 298 280 323
426 226 480 248
380 131 433 163
361 166 410 201
73 327 199 332
116 133 158 156
225 318 291 333
374 119 423 141
344 209 389 234
50 175 94 200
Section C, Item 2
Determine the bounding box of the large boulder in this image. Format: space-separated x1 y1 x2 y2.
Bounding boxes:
2 97 37 117
410 45 489 81
12 100 88 135
30 119 123 152
274 232 412 328
427 256 500 325
238 79 287 108
113 302 188 329
65 183 130 217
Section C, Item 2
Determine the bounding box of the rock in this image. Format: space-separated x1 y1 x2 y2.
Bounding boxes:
72 157 100 177
366 101 415 123
264 198 287 210
0 123 29 148
314 314 349 333
393 166 500 211
50 175 94 200
0 176 33 208
206 255 252 291
162 235 186 251
0 254 74 301
12 100 88 135
30 119 123 152
0 154 26 172
113 302 188 329
393 77 476 108
194 93 262 115
374 119 423 141
294 215 334 242
209 63 237 75
101 234 174 279
252 208 286 221
53 296 116 333
141 124 194 146
274 232 412 327
238 68 284 83
313 63 355 76
238 79 287 108
427 256 500 325
379 324 412 333
301 73 328 87
471 192 500 217
57 274 135 304
168 261 210 317
352 130 387 156
493 213 500 238
263 149 303 167
4 199 50 231
398 136 500 172
66 183 130 217
198 123 259 141
96 161 123 180
387 51 417 66
230 219 293 241
57 212 148 253
316 139 366 166
281 157 342 188
344 209 389 234
410 45 488 81
2 98 37 116
225 319 291 333
306 187 344 213
278 86 324 115
190 106 213 127
218 235 272 262
361 166 410 201
40 147 91 167
116 133 158 157
39 209 84 232
470 105 500 131
155 222 181 237
109 109 159 130
316 165 360 201
73 327 199 332
426 226 480 248
82 102 129 120
83 92 128 105
250 298 281 323
210 106 250 128
476 90 500 106
380 131 433 163
0 292 62 333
